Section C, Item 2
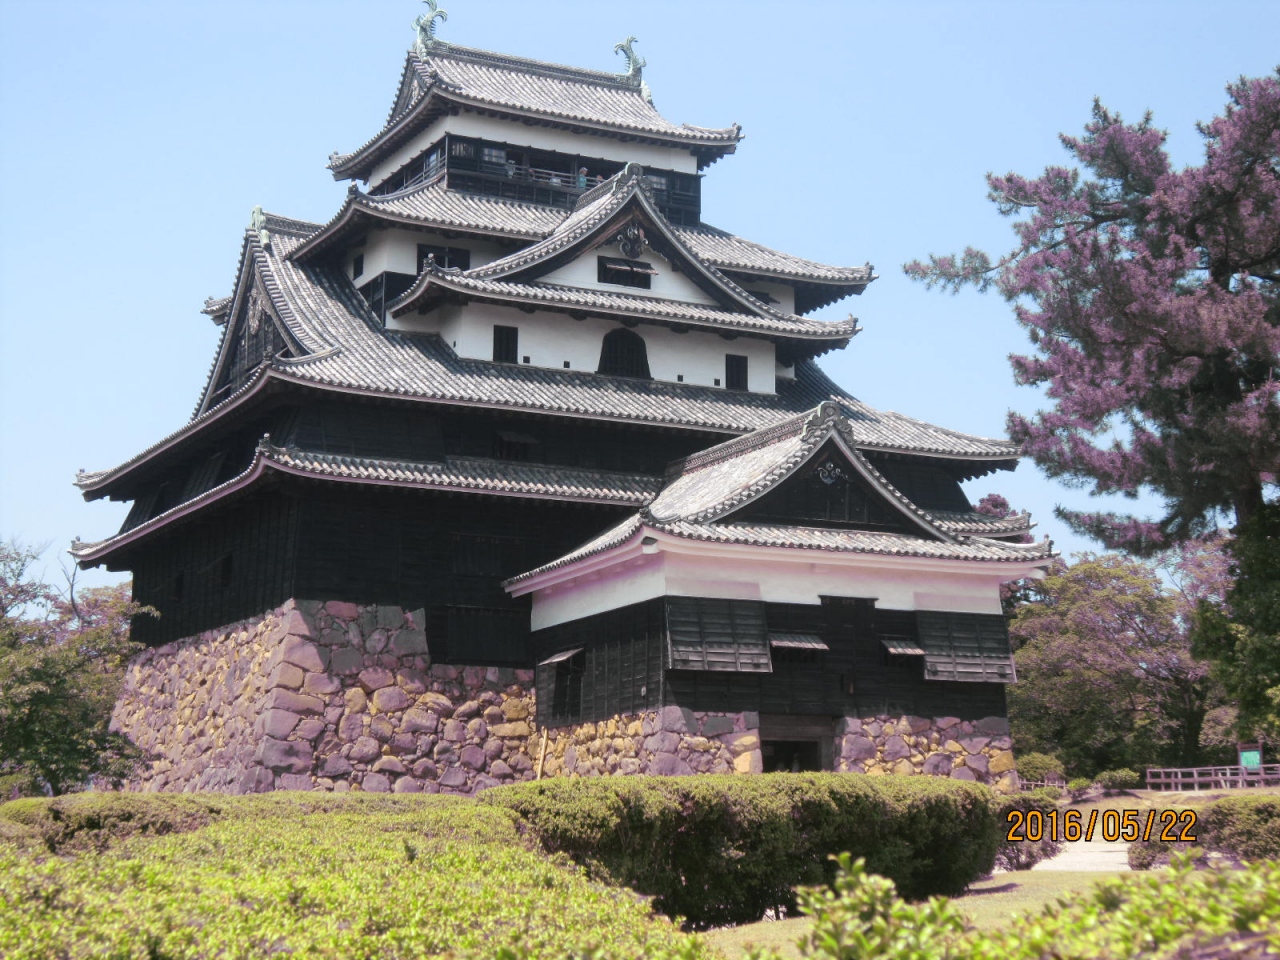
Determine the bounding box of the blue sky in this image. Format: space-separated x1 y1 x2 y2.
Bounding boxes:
1 0 1276 590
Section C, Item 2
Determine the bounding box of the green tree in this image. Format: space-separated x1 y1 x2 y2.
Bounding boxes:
0 541 148 795
1193 502 1280 740
1008 545 1230 777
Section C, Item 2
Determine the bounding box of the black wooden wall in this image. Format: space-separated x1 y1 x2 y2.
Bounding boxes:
291 483 624 666
532 598 667 727
530 596 1007 728
130 489 299 646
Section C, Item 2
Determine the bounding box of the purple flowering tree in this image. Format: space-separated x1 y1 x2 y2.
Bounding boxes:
907 72 1280 553
1009 539 1233 774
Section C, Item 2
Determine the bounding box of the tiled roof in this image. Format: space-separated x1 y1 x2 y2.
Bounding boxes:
505 513 1055 588
78 215 1015 498
646 402 953 539
422 166 855 340
331 46 741 181
73 442 659 564
391 270 856 340
658 522 1055 562
929 510 1035 538
269 447 660 505
288 179 872 295
505 403 1054 586
674 225 872 286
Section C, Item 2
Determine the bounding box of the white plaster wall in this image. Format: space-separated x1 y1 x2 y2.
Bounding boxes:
528 544 1018 630
737 280 796 316
368 112 700 189
343 228 511 285
389 300 776 392
541 242 717 305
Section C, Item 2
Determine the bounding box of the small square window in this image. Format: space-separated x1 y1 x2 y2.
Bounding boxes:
563 361 570 368
352 254 364 280
493 325 518 364
726 354 748 391
714 378 721 387
522 355 530 364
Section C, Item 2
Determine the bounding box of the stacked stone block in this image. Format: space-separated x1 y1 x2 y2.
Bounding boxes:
541 707 763 777
835 715 1017 791
113 600 1019 794
112 600 536 794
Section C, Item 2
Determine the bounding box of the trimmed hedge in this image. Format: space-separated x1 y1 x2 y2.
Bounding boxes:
1199 796 1280 861
480 773 1001 928
0 794 710 959
1128 796 1280 870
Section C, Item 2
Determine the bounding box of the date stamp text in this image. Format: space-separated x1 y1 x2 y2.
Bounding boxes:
1006 809 1198 843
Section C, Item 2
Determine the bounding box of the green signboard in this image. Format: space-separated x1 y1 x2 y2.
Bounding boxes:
1238 744 1262 769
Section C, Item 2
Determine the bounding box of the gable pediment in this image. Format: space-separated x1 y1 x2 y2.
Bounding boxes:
203 267 297 412
725 439 918 535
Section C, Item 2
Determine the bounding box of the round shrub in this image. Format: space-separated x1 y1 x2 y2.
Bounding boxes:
993 793 1063 871
1200 796 1280 861
1015 752 1065 783
1067 777 1093 799
1095 768 1141 792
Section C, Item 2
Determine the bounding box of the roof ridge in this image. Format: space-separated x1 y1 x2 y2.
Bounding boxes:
663 405 818 478
416 44 642 90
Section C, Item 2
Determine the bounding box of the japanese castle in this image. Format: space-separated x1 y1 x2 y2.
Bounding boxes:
73 10 1053 791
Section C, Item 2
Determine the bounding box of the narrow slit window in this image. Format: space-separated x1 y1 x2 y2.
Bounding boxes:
493 325 519 364
351 254 364 280
597 256 655 290
726 354 748 391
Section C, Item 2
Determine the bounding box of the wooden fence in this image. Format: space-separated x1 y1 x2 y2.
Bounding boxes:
1145 764 1280 791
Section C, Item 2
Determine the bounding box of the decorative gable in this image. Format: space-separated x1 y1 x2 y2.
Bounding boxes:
727 439 914 534
207 280 295 409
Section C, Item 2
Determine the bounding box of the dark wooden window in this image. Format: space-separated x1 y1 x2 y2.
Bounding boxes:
449 139 475 159
351 254 364 280
358 272 416 325
417 244 472 272
493 428 538 461
597 256 655 289
725 354 748 391
492 325 519 363
551 650 585 720
597 328 651 379
666 597 773 673
917 612 1015 683
216 554 233 590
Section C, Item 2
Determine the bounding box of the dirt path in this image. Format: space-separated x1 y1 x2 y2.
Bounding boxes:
1031 836 1130 871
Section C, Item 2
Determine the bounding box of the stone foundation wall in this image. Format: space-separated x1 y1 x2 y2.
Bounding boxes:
542 707 763 777
114 600 1018 794
835 715 1018 791
112 600 537 794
